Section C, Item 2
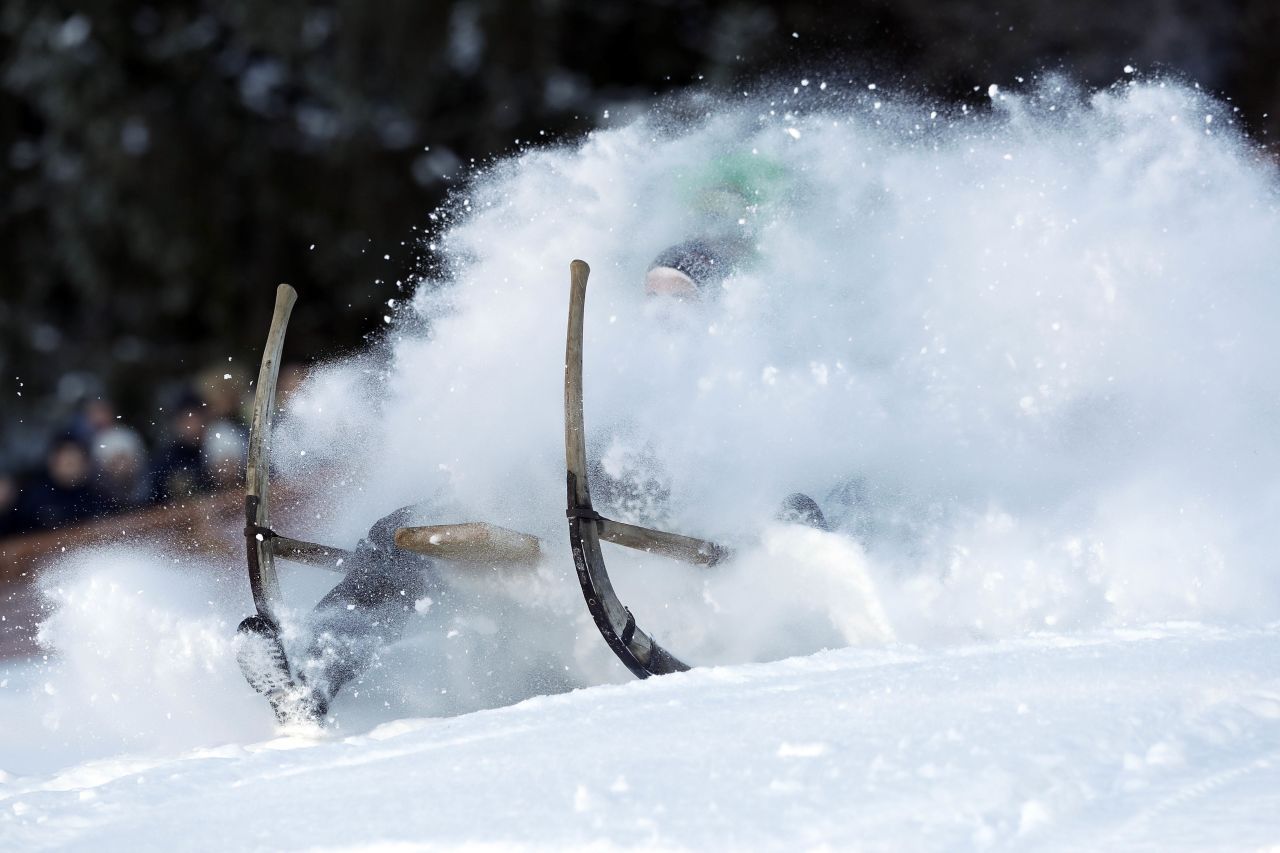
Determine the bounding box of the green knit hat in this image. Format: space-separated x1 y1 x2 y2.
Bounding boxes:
678 151 790 220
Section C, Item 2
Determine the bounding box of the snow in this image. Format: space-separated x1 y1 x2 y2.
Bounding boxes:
3 625 1278 850
4 76 1280 849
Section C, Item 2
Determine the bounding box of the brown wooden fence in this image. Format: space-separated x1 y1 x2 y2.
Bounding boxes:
0 491 245 658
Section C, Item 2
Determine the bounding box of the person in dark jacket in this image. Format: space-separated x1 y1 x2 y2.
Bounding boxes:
15 435 108 531
639 156 833 531
235 507 435 725
92 425 151 513
150 393 216 503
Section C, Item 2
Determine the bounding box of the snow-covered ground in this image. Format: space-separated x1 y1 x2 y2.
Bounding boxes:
3 623 1279 851
4 76 1280 849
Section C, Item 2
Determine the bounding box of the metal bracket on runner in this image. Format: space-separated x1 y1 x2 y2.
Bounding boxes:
566 505 604 522
563 259 732 679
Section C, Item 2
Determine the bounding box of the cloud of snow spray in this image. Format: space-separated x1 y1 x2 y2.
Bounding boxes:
9 76 1280 769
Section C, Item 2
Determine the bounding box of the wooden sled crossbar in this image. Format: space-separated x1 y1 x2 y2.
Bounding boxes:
395 522 542 565
596 517 729 567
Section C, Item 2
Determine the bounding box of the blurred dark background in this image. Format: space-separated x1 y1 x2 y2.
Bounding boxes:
1 0 1278 538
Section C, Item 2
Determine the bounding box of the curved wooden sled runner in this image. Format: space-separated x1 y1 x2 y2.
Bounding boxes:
563 260 731 678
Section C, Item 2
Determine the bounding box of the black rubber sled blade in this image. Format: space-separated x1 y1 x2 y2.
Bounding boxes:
564 259 694 678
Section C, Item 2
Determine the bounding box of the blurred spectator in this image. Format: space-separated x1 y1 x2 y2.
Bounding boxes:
196 365 250 491
14 436 107 531
0 473 21 537
67 398 117 447
203 420 247 490
150 393 216 503
92 425 151 512
0 372 260 541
